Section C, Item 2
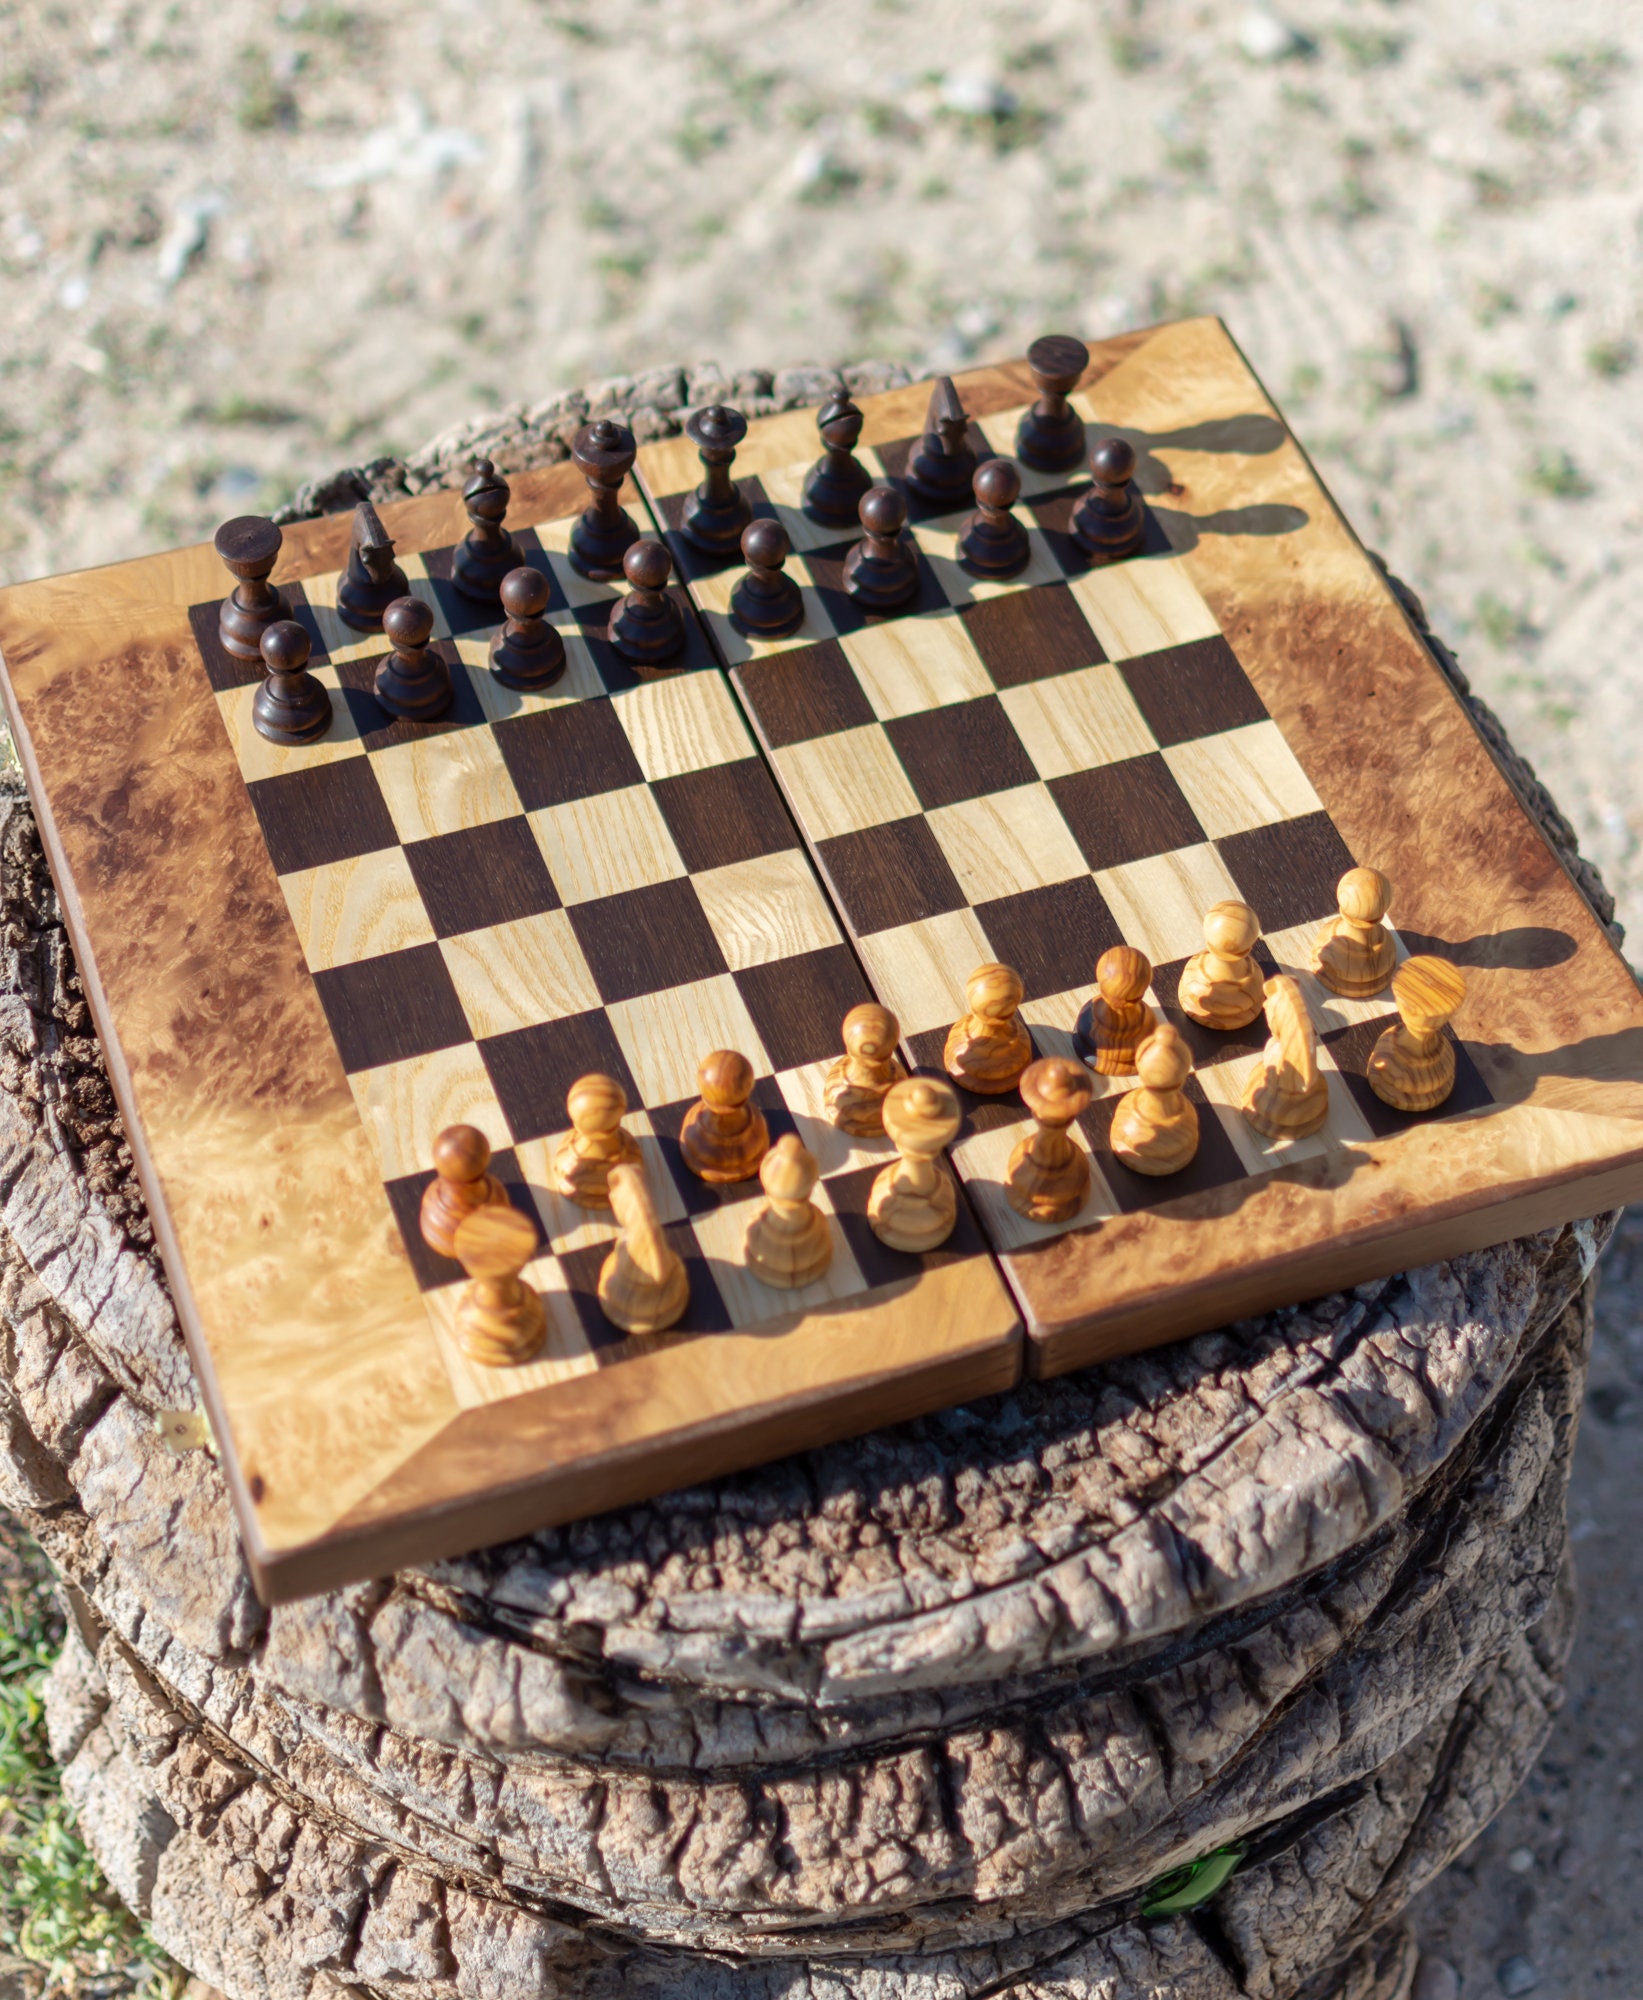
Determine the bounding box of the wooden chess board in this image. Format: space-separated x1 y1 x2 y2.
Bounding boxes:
3 314 1642 1602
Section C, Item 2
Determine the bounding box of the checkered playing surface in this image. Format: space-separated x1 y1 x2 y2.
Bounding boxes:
187 510 989 1410
638 397 1494 1263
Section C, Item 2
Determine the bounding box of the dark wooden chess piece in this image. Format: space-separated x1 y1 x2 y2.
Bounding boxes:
959 458 1030 577
730 518 804 637
802 392 873 527
1071 438 1146 563
488 566 566 689
569 418 640 580
842 484 920 612
336 501 409 631
374 595 453 721
1015 333 1090 475
251 620 331 745
451 459 522 605
904 376 977 506
607 540 686 668
215 515 290 661
681 404 752 554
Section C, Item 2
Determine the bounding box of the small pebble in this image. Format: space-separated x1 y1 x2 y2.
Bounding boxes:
1554 1840 1586 1881
1413 1956 1460 2000
1506 1845 1536 1873
1238 8 1307 61
1497 1955 1539 1997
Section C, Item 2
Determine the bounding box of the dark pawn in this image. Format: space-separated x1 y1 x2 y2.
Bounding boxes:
731 519 804 637
336 501 408 631
451 459 521 605
569 419 640 580
607 540 686 668
489 567 566 690
843 485 919 612
681 404 752 554
960 459 1030 578
215 515 289 661
904 376 977 506
374 596 452 721
252 620 330 746
1071 438 1146 564
802 393 873 526
1015 333 1090 474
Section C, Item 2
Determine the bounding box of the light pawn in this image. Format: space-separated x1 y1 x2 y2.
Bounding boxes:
868 1078 962 1253
680 1049 769 1184
944 962 1032 1094
1078 945 1154 1075
1178 901 1266 1032
1367 956 1467 1112
1006 1058 1093 1223
553 1073 641 1208
825 1003 906 1137
598 1163 689 1335
1241 975 1330 1139
745 1136 832 1289
1314 867 1396 998
452 1205 546 1367
1111 1025 1200 1175
420 1124 509 1259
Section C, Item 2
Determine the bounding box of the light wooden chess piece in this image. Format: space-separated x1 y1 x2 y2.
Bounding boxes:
1240 975 1330 1139
1368 955 1467 1112
824 1002 907 1137
944 962 1032 1094
868 1077 963 1253
1006 1057 1093 1223
1314 867 1397 998
420 1124 510 1259
1111 1024 1200 1175
745 1135 833 1289
553 1072 640 1208
1178 901 1266 1032
452 1205 546 1367
598 1162 689 1335
1084 944 1155 1076
680 1049 770 1184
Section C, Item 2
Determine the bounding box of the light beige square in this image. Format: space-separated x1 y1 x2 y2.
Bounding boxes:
910 513 1067 607
440 911 602 1039
609 669 753 780
856 906 997 1036
926 784 1088 903
528 785 685 905
279 847 434 972
772 1061 898 1179
772 725 920 840
999 662 1159 780
690 1189 870 1329
690 564 839 664
1069 557 1221 661
215 670 364 784
348 1042 505 1182
371 727 524 844
1196 1054 1373 1175
453 624 607 722
1094 844 1244 965
1262 920 1408 1035
692 850 842 970
841 611 993 720
608 974 771 1106
1163 722 1323 840
531 524 627 609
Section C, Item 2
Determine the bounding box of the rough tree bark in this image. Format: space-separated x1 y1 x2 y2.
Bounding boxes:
0 367 1628 2000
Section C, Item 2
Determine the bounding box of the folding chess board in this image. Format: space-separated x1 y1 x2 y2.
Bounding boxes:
3 314 1642 1601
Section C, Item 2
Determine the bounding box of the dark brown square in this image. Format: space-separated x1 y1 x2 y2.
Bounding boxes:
654 479 772 583
479 1010 637 1141
960 584 1105 689
1323 1018 1494 1138
1118 637 1267 748
975 876 1124 1001
403 818 560 937
384 1150 539 1291
736 640 877 748
494 696 644 810
884 697 1037 811
816 817 966 937
311 944 471 1073
733 945 874 1073
246 757 398 877
1218 813 1357 933
651 759 800 873
1050 755 1207 869
825 1161 989 1289
567 878 728 1006
875 424 996 522
337 643 486 752
576 596 720 697
1078 1082 1249 1212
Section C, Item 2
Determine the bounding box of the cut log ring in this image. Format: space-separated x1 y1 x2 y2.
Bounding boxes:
0 378 1625 2000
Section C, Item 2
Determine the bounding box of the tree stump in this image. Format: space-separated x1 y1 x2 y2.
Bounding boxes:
0 376 1628 2000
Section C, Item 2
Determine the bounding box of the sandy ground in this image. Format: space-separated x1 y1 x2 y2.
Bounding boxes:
2 0 1642 1990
